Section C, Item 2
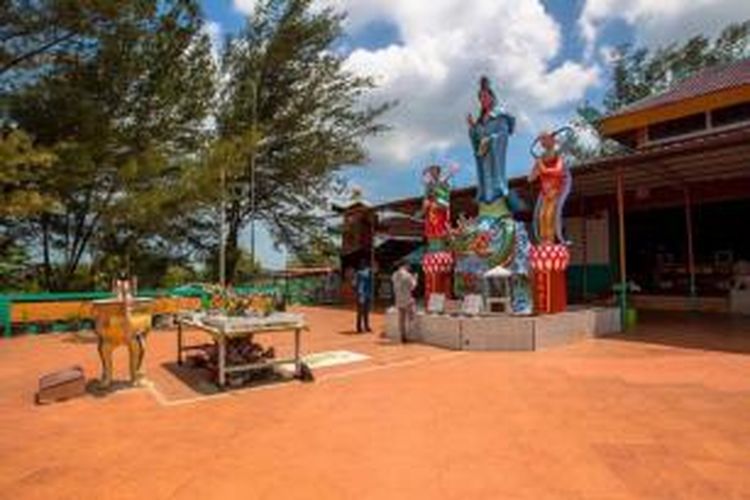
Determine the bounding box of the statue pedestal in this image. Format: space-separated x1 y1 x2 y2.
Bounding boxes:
383 307 621 350
530 244 570 314
423 251 453 302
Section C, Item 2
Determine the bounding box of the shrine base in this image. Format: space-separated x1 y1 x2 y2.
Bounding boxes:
385 307 621 351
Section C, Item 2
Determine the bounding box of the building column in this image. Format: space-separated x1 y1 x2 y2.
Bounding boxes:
616 167 627 331
581 196 588 301
683 186 697 306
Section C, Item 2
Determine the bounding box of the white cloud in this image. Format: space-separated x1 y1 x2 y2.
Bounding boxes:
233 0 258 16
580 0 750 56
334 0 600 166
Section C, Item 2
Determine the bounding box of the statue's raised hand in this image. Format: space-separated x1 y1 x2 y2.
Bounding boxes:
466 113 476 128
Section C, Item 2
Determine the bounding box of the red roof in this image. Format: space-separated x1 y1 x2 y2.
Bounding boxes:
609 58 750 118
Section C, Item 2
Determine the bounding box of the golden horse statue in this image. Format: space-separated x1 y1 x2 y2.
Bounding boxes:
91 278 152 389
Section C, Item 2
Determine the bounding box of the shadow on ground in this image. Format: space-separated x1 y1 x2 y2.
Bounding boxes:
160 361 295 396
608 311 750 354
85 379 143 398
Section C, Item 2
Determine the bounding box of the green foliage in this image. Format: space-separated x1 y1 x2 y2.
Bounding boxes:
161 264 197 289
0 243 35 291
603 21 750 112
0 129 58 217
0 1 192 84
2 0 216 291
288 233 338 267
203 247 262 285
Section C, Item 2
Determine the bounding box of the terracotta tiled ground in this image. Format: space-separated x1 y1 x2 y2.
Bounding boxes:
1 307 749 499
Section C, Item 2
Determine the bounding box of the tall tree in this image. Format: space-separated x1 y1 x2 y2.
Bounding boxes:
212 0 392 281
2 0 216 290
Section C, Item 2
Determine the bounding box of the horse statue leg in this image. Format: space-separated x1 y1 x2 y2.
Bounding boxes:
97 336 115 389
127 332 146 386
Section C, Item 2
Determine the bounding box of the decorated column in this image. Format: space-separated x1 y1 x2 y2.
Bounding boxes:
528 129 573 314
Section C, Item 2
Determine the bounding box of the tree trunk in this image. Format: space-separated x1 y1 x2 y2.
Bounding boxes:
225 222 240 286
41 215 53 290
223 200 245 285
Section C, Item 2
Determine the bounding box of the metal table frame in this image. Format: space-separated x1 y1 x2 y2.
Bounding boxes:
177 318 307 387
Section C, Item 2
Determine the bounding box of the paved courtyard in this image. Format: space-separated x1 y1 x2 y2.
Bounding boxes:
1 307 749 499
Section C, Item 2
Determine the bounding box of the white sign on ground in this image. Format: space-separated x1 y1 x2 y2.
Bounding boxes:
279 350 370 373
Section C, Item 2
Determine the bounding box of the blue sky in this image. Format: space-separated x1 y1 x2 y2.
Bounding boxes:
200 0 748 268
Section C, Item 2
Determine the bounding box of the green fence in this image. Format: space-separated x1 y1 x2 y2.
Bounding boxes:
1 275 340 337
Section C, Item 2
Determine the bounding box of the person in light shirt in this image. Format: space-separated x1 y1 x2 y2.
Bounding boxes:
391 263 417 343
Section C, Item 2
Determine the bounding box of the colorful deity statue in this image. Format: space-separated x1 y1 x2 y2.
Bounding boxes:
528 129 573 314
449 76 532 315
421 164 457 302
468 76 516 209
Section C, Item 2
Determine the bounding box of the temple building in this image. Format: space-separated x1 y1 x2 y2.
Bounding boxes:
337 58 750 314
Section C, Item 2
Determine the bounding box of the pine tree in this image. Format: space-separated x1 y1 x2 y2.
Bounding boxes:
206 0 392 281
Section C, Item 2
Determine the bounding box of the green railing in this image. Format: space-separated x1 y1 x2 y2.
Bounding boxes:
0 275 339 337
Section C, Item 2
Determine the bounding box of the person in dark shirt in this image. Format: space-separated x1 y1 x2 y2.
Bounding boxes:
353 260 373 333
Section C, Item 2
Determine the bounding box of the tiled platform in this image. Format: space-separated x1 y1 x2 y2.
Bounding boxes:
385 307 621 350
1 308 750 499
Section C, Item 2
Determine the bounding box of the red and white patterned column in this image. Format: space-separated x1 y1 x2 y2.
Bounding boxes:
422 251 454 302
530 244 570 314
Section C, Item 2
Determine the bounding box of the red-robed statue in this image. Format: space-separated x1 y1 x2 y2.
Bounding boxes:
421 163 458 303
528 129 573 314
528 131 567 245
422 164 456 240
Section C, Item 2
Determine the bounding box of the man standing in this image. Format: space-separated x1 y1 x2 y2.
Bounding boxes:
354 260 373 333
392 263 417 342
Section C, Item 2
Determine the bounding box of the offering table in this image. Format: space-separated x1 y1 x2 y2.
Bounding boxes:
176 312 308 387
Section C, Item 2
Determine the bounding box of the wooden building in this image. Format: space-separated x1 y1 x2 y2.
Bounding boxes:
583 58 750 313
